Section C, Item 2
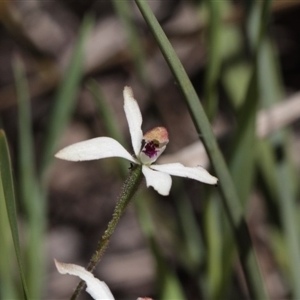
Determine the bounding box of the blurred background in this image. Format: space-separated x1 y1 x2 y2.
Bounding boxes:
1 0 300 299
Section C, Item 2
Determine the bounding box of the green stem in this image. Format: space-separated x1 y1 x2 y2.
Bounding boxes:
70 164 143 300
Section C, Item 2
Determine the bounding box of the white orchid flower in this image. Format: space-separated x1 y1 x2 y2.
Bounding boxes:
55 260 152 300
55 86 218 195
54 260 115 300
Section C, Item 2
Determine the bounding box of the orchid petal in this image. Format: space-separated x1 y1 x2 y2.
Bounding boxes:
142 165 172 196
151 163 218 185
123 86 143 156
55 137 138 163
54 260 115 300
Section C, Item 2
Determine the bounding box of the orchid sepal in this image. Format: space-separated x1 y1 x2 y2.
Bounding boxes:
55 137 138 164
123 86 143 157
150 163 218 185
54 260 115 300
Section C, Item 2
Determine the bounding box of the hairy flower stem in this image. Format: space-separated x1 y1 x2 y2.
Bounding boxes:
70 164 143 300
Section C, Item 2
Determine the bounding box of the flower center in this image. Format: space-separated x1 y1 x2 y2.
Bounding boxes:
142 141 159 158
138 126 169 165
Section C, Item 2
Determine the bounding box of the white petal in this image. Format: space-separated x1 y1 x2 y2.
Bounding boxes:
142 165 172 196
54 260 115 300
55 137 138 164
123 86 143 156
151 163 218 185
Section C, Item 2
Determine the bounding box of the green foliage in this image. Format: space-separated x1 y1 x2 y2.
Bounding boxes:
0 131 29 299
40 14 95 182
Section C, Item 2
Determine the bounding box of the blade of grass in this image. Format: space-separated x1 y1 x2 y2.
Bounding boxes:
203 0 222 119
40 14 94 183
135 193 186 299
0 173 17 299
172 179 205 271
220 1 272 297
229 70 258 203
269 227 289 273
111 0 148 88
220 19 252 109
225 0 270 203
86 80 124 146
13 56 45 299
215 25 259 300
215 23 259 300
205 192 237 300
204 1 252 295
169 177 208 296
257 37 300 298
0 130 29 299
205 195 224 299
134 0 268 298
277 155 300 298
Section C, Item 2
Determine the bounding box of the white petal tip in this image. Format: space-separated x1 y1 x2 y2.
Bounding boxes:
54 259 115 300
146 183 170 196
54 148 78 161
159 189 170 196
124 86 133 97
54 151 65 160
54 259 70 274
196 166 218 185
210 177 218 185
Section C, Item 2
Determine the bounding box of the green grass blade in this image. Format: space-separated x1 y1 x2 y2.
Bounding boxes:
172 180 205 271
0 172 17 299
112 0 148 87
205 196 224 299
13 56 45 299
218 0 272 293
205 193 238 300
86 80 124 146
229 69 258 203
13 57 36 209
137 206 185 300
0 130 29 299
40 14 94 181
277 157 300 298
220 8 252 109
134 0 267 298
258 138 300 298
217 43 259 300
147 234 185 300
203 0 222 119
257 37 300 298
134 0 239 224
205 1 254 295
